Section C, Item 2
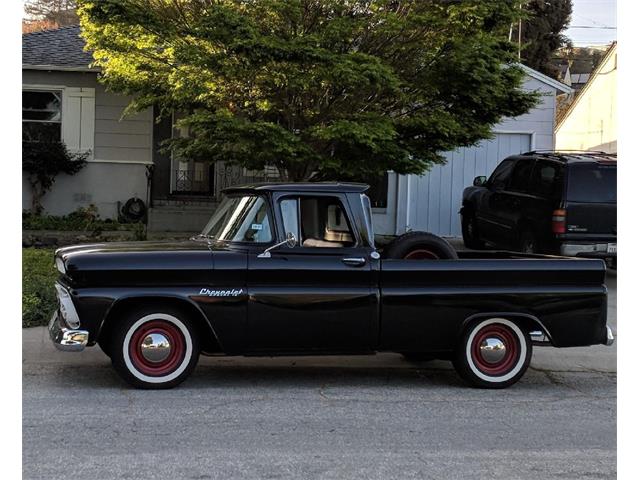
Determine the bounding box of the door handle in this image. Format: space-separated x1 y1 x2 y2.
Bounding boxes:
342 257 366 267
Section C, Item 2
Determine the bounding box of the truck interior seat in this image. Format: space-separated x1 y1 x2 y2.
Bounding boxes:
300 197 353 247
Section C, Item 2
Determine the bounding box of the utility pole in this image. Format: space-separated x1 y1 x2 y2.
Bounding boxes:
518 2 522 60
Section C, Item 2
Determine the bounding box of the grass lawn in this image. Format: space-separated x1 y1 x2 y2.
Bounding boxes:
23 248 57 328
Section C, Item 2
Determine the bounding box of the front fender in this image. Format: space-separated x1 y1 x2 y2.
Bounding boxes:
72 286 248 354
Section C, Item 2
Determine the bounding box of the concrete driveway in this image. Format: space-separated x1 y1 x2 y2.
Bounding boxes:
23 272 616 480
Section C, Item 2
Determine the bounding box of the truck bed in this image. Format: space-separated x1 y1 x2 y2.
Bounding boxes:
379 253 608 351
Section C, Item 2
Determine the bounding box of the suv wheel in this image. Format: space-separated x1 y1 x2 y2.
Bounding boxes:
461 212 484 249
111 306 200 389
453 318 532 388
519 230 538 254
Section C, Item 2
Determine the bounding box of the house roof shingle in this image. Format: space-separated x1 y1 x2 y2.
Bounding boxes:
22 25 95 70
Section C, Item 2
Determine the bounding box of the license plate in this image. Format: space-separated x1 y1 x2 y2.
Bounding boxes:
607 243 616 254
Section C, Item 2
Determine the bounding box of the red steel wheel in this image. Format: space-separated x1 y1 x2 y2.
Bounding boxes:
453 318 532 389
111 308 200 389
404 249 440 260
469 324 519 376
128 320 186 377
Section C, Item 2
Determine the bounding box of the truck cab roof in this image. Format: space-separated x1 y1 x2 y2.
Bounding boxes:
222 182 370 195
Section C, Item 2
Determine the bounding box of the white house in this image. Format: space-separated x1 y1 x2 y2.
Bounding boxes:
372 64 572 238
555 42 617 154
22 26 155 219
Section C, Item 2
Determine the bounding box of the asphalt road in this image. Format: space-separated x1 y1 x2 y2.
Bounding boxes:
23 272 616 480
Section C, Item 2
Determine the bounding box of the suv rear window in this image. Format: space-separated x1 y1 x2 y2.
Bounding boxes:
567 163 617 203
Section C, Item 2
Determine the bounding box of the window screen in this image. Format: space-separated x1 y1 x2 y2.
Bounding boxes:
23 90 62 143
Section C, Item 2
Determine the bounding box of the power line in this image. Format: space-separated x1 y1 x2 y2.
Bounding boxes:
568 26 617 29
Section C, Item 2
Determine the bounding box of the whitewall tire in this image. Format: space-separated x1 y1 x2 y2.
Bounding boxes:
453 318 532 388
111 306 200 389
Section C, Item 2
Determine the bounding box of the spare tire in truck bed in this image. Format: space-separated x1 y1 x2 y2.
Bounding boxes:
384 231 458 260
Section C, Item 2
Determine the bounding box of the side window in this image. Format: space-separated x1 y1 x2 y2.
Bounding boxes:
531 161 563 198
488 159 515 190
280 198 301 245
22 90 62 142
233 196 273 243
507 160 535 193
360 194 375 247
297 196 356 248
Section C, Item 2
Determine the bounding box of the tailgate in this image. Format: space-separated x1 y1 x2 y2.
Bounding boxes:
565 163 616 237
566 202 617 236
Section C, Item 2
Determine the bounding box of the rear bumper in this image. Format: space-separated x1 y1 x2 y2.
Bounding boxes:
560 242 616 258
48 311 89 352
606 325 615 346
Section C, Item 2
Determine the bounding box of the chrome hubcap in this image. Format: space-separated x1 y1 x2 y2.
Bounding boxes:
140 333 172 363
479 337 507 364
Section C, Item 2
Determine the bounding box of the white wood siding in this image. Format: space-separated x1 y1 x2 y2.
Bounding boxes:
405 133 531 236
372 74 560 237
94 90 153 164
22 70 151 217
555 45 617 153
22 70 154 165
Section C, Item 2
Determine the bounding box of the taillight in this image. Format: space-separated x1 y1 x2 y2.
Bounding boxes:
552 209 566 234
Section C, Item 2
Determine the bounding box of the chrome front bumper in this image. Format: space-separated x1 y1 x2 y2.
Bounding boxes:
48 312 89 352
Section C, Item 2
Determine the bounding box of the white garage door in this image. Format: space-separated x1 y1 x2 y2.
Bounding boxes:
407 133 532 237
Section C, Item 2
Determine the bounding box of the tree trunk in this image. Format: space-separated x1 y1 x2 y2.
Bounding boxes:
28 178 44 215
285 162 318 182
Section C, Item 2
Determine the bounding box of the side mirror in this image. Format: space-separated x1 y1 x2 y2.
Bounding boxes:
257 232 297 258
473 176 487 187
285 231 297 248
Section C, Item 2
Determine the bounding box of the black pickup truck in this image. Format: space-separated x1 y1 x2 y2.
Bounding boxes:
50 183 613 389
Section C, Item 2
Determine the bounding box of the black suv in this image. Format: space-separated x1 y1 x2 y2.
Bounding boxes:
460 151 617 265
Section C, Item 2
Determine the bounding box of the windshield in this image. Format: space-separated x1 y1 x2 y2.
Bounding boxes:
201 195 273 243
567 164 617 203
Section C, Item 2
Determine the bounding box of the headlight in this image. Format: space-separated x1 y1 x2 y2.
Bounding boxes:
54 284 80 329
55 257 66 275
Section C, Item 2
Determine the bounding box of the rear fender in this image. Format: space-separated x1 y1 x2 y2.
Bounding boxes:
460 312 554 346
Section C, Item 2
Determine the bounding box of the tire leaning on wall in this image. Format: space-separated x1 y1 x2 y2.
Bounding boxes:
384 231 459 260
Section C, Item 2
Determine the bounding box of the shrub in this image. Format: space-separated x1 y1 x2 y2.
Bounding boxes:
132 221 147 241
23 206 139 232
22 248 58 328
22 140 88 214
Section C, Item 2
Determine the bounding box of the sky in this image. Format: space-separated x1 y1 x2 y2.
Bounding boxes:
566 0 617 46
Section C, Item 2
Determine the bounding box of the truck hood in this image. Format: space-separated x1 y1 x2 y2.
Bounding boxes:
55 240 247 287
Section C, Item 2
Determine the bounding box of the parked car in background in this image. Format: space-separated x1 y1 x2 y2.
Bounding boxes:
460 151 616 267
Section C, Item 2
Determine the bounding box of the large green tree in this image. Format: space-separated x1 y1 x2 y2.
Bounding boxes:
520 0 573 78
79 0 538 181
